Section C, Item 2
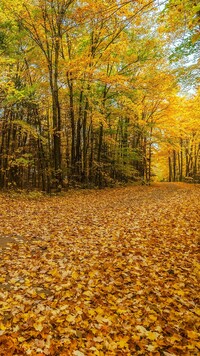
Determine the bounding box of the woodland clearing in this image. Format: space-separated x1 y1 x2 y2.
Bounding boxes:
0 183 199 355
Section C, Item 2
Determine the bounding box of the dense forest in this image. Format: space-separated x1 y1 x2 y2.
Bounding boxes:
0 0 199 191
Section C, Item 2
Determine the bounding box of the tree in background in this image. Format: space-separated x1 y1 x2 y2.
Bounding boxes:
154 90 200 182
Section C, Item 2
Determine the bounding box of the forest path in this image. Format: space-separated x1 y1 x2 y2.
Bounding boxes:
0 183 199 355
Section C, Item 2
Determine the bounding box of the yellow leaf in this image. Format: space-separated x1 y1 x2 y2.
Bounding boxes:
155 326 162 332
49 268 59 277
187 330 199 339
95 314 103 323
0 323 7 331
64 291 73 298
83 290 93 297
93 336 103 342
25 278 31 286
66 314 76 323
33 323 43 332
147 344 156 352
18 337 26 342
149 314 157 322
193 261 200 269
117 309 127 314
193 308 200 316
88 308 96 316
136 325 147 335
72 271 79 279
88 271 96 278
73 351 85 356
95 307 104 315
170 334 181 342
173 283 181 289
146 331 159 341
175 290 184 296
118 336 129 348
132 334 140 342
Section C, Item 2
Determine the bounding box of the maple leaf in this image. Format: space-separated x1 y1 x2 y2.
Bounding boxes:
187 330 199 340
117 336 129 348
146 331 160 341
73 351 85 356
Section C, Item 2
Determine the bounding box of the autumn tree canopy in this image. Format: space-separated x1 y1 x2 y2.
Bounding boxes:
0 0 199 191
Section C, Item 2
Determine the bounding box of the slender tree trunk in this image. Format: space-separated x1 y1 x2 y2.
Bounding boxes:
173 150 176 181
180 138 183 181
75 90 84 178
97 123 103 187
82 97 89 183
67 78 76 175
168 155 172 182
89 122 94 183
51 37 62 188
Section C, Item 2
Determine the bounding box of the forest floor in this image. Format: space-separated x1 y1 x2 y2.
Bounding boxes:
0 183 199 356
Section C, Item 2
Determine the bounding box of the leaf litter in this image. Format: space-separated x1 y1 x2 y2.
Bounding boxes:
0 183 199 355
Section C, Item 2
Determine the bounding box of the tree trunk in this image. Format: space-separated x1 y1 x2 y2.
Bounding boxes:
168 155 172 182
173 150 176 181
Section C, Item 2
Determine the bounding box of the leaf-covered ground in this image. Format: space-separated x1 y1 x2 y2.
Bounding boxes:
0 183 199 356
